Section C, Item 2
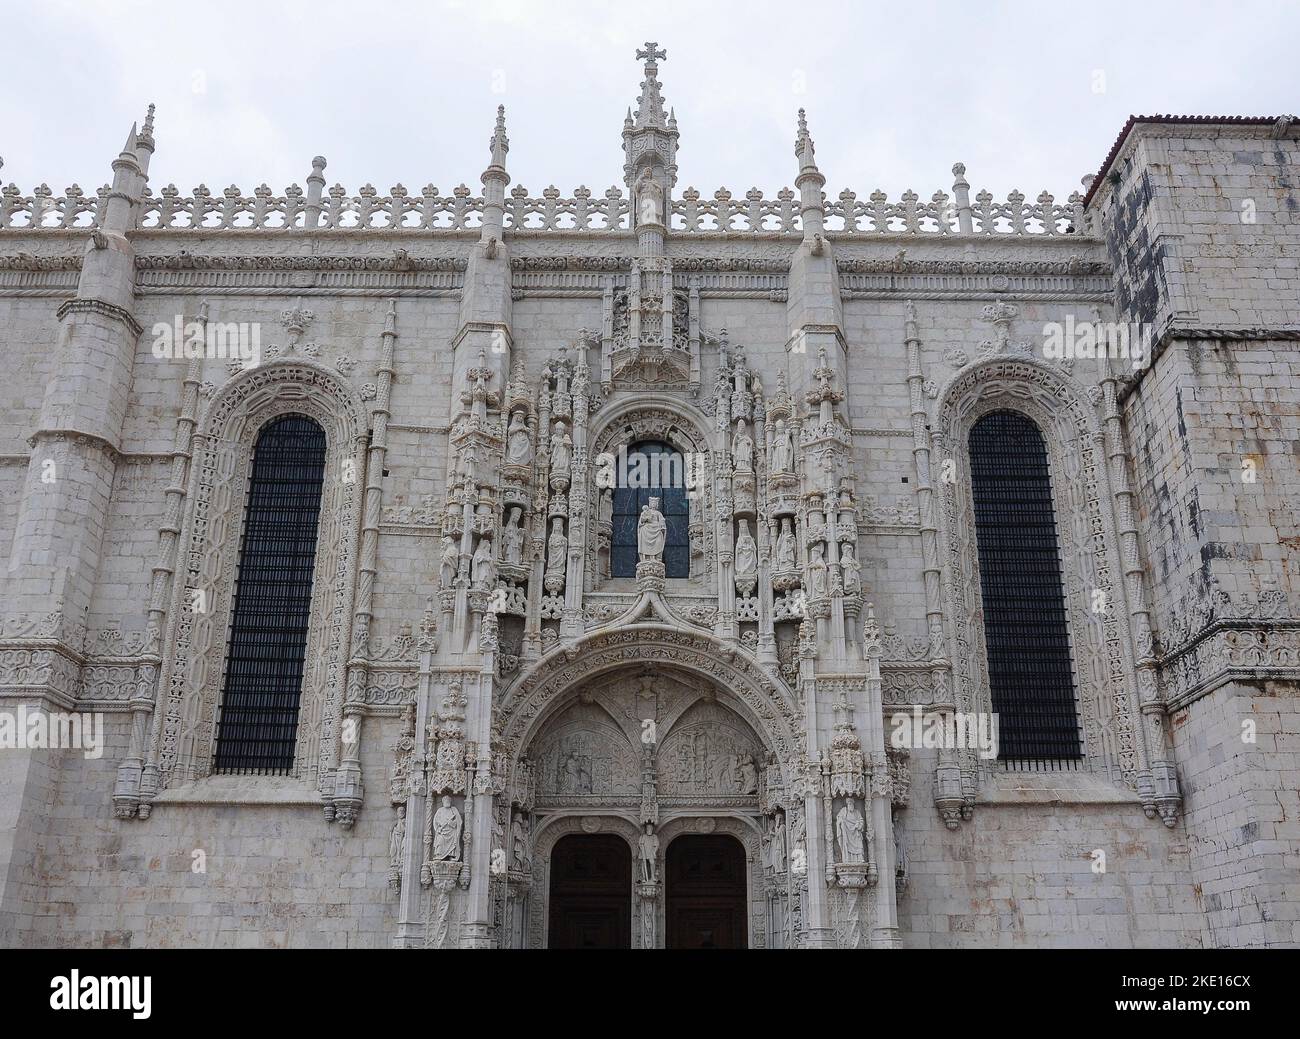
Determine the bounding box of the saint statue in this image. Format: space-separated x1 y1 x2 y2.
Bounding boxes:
807 542 829 598
775 519 797 571
635 167 664 226
732 418 754 472
431 796 463 862
389 805 406 871
550 421 572 478
546 517 567 577
769 814 787 873
637 496 667 562
506 411 532 466
770 419 793 473
738 753 759 794
512 815 531 872
734 519 757 578
841 542 861 595
501 507 524 565
438 536 458 589
836 801 866 864
639 826 660 883
598 487 613 527
471 537 495 590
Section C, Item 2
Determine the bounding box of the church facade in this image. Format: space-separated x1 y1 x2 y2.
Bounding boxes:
1 47 1297 949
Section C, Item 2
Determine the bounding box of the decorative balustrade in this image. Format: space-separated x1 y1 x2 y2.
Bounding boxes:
0 164 1089 236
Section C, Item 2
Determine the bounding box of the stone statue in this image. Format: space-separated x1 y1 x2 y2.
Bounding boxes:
512 814 531 871
598 487 613 527
438 536 458 589
637 496 666 561
389 805 406 883
636 167 663 226
738 753 759 794
807 542 829 598
502 507 524 565
770 419 793 473
734 519 757 578
506 411 532 466
732 418 753 472
550 421 572 477
775 519 797 571
841 542 861 595
769 814 786 872
791 811 807 870
546 517 567 577
836 801 866 864
431 796 463 862
472 537 495 590
639 826 660 882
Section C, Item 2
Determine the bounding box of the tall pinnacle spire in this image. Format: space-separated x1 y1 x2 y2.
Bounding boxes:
633 41 669 129
487 104 509 172
623 42 679 198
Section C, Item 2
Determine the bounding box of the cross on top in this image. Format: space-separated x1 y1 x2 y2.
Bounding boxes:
637 41 667 65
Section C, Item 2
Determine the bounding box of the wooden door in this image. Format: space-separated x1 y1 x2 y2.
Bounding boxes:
665 834 747 949
548 834 632 949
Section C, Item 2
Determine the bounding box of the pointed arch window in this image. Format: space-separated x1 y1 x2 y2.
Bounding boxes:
213 414 327 774
611 440 689 579
968 410 1082 763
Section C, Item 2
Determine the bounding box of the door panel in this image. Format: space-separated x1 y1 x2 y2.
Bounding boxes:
548 834 632 949
665 833 747 949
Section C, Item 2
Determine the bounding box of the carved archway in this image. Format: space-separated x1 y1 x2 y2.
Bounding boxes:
498 623 803 778
657 816 765 949
933 358 1140 786
529 813 642 949
150 360 368 794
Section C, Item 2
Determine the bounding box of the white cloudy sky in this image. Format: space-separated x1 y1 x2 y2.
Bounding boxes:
2 0 1296 203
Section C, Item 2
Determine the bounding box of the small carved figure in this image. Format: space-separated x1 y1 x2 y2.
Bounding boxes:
836 801 866 864
769 814 787 872
431 796 463 862
506 411 532 466
775 519 797 571
639 826 660 882
546 518 568 577
502 507 524 565
472 537 495 589
734 520 758 579
637 496 667 561
550 421 572 477
807 542 829 598
732 418 754 472
770 419 793 473
512 814 532 871
438 536 458 589
840 541 861 595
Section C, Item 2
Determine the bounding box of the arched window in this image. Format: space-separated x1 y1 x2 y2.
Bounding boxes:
968 410 1082 763
611 440 689 578
213 414 328 774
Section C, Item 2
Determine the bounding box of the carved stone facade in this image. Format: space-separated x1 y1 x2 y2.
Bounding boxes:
0 56 1296 949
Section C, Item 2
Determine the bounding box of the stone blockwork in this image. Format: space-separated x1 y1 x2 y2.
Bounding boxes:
0 62 1295 948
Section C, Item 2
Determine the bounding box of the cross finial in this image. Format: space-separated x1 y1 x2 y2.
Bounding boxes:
636 41 667 65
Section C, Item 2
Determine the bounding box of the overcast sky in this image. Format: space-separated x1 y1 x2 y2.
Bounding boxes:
2 0 1296 205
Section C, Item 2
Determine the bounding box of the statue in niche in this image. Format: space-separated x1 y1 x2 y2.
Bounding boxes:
550 421 572 478
598 487 613 527
836 800 866 864
639 825 660 883
770 419 793 473
791 811 807 871
389 805 406 883
841 542 861 595
438 536 459 589
502 507 524 565
732 418 754 472
506 411 532 466
472 537 495 590
512 814 532 871
775 519 797 571
635 167 664 226
769 814 787 872
737 753 759 794
734 520 758 580
546 518 567 578
637 496 666 562
807 542 829 598
431 796 463 862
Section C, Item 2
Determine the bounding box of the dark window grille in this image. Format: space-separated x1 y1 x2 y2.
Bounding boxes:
213 414 327 774
611 440 689 578
968 410 1082 764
